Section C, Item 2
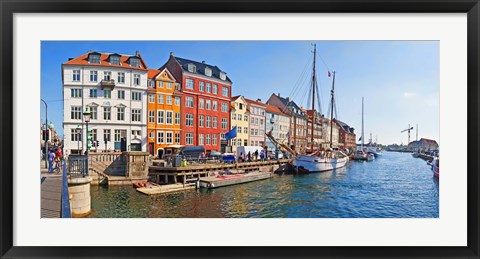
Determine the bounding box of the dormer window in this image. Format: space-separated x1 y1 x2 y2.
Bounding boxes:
205 67 212 77
187 64 196 73
109 55 121 65
220 72 226 80
129 57 140 68
89 54 100 64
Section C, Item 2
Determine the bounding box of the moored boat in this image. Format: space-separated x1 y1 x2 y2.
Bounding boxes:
353 150 367 161
366 153 375 161
432 157 439 178
294 151 349 172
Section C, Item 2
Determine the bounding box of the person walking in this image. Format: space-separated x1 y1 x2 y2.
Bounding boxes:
260 149 265 161
247 151 251 162
47 149 56 174
254 150 259 161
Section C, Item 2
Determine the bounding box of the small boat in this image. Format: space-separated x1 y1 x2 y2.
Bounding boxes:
353 150 367 161
132 181 160 189
366 153 375 161
432 157 439 178
294 150 349 173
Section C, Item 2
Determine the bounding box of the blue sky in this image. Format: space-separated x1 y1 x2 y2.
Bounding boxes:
41 41 439 145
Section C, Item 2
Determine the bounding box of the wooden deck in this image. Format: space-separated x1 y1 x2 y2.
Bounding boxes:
41 174 62 218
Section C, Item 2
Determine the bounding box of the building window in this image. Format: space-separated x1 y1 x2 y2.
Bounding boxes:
166 132 173 144
103 129 111 142
238 126 242 133
103 107 111 120
114 129 123 142
206 100 211 110
158 94 164 104
251 129 254 135
166 111 173 124
148 94 155 103
221 102 228 113
132 92 142 101
157 131 164 144
166 95 172 105
90 71 98 82
130 58 140 68
89 88 97 98
199 115 204 127
132 109 141 122
89 54 100 64
91 129 98 141
220 72 226 80
132 130 141 137
199 134 204 145
70 106 82 120
118 90 125 99
206 134 211 145
244 115 248 121
117 107 125 121
205 67 212 77
157 110 164 124
110 55 120 65
175 133 181 144
212 84 218 94
103 71 111 80
149 110 155 123
186 133 194 145
206 83 211 93
187 64 196 73
72 70 80 81
71 88 82 98
104 90 111 98
212 134 218 145
186 114 194 126
206 116 211 128
222 86 229 96
213 117 218 128
221 118 228 129
186 79 194 90
71 129 82 141
260 119 264 125
175 112 180 125
186 96 194 108
90 106 98 120
133 74 140 85
199 98 204 109
244 127 248 134
212 101 218 111
232 113 236 120
175 97 180 106
199 81 205 92
118 72 125 83
166 82 172 89
158 82 163 88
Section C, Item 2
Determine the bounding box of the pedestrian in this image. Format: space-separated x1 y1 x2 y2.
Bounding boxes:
260 149 265 161
239 152 243 162
47 149 56 173
255 150 259 161
247 151 251 162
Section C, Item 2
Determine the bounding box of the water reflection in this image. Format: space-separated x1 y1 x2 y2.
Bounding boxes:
89 152 439 218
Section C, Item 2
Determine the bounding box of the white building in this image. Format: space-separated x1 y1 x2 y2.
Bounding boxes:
265 104 290 152
62 50 148 154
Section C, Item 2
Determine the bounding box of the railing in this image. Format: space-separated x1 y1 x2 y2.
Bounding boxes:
67 155 88 177
61 160 71 218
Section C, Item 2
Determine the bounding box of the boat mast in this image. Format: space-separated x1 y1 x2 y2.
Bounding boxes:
330 71 336 148
310 44 316 152
361 97 364 150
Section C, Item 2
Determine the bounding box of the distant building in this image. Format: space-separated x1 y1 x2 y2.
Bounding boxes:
265 104 290 152
230 95 250 151
267 93 308 152
62 50 149 154
244 98 267 147
305 109 324 151
334 120 356 151
408 138 439 151
322 118 340 149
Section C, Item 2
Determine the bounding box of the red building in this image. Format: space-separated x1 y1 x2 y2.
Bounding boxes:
161 52 232 152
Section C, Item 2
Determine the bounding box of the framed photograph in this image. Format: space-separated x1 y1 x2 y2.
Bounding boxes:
1 0 479 258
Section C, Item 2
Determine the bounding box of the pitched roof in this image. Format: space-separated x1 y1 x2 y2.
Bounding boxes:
335 119 355 134
172 56 232 83
276 94 302 112
265 104 289 116
148 69 161 79
244 98 267 107
64 51 148 71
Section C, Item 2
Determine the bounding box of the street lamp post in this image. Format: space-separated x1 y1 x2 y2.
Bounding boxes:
76 126 81 155
83 108 92 177
41 99 48 169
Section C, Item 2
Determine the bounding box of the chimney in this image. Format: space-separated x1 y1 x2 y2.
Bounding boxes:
286 97 291 102
135 50 140 56
68 58 74 61
202 61 206 64
170 52 174 57
256 98 262 102
277 93 280 97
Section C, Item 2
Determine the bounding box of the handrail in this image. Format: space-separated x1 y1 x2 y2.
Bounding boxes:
61 160 71 218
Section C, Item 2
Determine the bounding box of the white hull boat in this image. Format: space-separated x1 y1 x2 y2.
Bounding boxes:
294 155 349 173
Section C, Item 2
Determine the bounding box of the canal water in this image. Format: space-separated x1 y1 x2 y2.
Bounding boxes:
88 151 439 218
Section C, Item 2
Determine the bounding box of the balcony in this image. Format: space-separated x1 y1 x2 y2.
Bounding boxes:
100 79 116 90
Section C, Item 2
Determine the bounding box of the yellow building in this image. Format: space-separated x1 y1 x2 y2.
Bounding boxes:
230 95 250 153
147 68 182 158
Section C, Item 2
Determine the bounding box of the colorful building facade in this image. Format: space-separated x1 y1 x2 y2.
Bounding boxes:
265 104 290 152
147 68 182 158
230 95 250 151
162 52 232 153
245 98 267 147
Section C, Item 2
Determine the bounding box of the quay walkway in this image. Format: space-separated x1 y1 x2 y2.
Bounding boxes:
41 173 62 218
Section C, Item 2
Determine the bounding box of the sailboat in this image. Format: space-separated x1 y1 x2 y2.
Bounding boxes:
293 45 349 173
366 133 382 158
353 97 367 161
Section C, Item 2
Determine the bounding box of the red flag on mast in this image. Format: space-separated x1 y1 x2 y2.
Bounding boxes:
328 71 331 77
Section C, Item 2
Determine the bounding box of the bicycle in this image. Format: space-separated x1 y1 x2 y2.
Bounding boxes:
53 159 63 174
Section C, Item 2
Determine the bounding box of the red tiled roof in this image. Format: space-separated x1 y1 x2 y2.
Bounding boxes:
63 51 148 71
244 98 267 107
265 104 288 116
231 95 242 101
148 69 161 79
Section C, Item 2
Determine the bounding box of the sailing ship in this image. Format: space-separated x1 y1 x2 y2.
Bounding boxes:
353 97 367 161
292 44 349 173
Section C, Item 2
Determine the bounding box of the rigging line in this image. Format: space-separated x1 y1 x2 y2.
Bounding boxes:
290 60 312 100
290 64 311 103
306 77 313 111
316 51 332 72
287 55 312 99
315 80 322 115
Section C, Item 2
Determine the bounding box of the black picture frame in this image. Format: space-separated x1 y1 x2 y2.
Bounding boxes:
1 0 479 258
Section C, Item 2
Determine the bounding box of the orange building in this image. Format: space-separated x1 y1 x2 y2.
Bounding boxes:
147 68 182 158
